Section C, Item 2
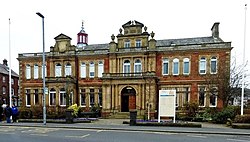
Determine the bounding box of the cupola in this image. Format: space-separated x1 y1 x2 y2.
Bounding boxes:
77 21 88 49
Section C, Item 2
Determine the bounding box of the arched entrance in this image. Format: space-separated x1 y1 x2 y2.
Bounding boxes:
121 86 136 112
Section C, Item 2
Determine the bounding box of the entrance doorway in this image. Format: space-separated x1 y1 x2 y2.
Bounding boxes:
121 87 136 112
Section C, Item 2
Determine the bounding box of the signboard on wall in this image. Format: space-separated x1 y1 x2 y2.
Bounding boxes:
158 90 176 123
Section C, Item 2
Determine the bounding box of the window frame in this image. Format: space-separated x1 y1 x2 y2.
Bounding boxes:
199 57 206 74
81 62 86 78
89 62 95 78
26 64 31 79
173 58 179 75
183 58 190 75
55 63 62 77
34 64 39 79
210 56 217 74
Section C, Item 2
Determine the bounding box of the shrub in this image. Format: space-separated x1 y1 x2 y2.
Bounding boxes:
234 115 250 123
19 107 32 119
68 104 80 118
30 105 43 119
182 102 199 117
212 106 240 124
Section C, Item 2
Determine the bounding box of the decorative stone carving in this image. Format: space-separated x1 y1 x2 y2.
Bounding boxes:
111 34 115 41
119 28 123 34
150 31 155 38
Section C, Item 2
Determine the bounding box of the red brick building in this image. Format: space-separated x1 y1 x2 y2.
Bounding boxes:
0 59 19 106
18 21 232 118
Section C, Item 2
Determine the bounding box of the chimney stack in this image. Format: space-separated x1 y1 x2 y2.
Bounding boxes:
211 22 220 38
3 59 8 66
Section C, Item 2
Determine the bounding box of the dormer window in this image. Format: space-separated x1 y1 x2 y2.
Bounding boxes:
136 40 141 47
124 40 130 48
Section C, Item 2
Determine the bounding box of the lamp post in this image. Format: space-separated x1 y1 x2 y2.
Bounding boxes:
241 4 247 115
36 12 46 125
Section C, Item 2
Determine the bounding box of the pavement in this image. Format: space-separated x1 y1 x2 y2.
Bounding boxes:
1 119 250 136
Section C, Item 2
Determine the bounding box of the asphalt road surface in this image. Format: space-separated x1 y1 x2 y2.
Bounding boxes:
0 126 250 142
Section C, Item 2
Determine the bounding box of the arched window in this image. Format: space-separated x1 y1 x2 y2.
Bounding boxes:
80 62 86 78
123 60 130 75
89 62 95 78
210 56 217 74
173 58 179 75
34 64 39 79
134 59 142 75
183 58 190 75
55 63 62 77
65 63 72 76
199 57 206 74
26 64 31 79
98 61 104 77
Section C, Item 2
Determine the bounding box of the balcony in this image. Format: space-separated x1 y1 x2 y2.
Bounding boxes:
102 72 156 79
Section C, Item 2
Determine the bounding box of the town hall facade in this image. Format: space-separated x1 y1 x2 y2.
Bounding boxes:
18 21 232 118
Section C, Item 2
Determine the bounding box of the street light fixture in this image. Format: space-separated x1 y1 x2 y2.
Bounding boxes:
36 12 46 125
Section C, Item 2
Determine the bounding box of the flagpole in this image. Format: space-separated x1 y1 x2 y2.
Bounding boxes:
241 4 247 115
9 18 12 108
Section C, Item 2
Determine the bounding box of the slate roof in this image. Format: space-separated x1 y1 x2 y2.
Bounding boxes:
156 36 224 47
82 36 224 50
0 63 19 77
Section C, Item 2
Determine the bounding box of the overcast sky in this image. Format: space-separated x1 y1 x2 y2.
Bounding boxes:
0 0 249 82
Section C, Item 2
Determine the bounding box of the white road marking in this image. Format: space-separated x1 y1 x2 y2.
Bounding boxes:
30 133 48 137
65 134 90 138
227 139 250 142
187 134 207 138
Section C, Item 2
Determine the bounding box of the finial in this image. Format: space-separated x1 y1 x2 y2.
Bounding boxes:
81 20 85 32
119 28 123 34
150 31 155 38
111 34 115 41
144 26 147 32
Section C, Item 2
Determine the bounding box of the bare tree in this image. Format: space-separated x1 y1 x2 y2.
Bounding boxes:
205 57 249 107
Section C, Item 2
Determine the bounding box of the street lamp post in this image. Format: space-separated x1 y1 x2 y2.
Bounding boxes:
36 12 46 125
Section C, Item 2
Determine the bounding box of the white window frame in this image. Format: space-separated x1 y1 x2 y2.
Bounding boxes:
183 58 190 75
55 63 62 77
210 57 217 74
2 87 6 94
34 89 39 105
173 58 179 75
89 62 95 78
59 89 66 106
80 89 86 107
49 89 56 106
124 40 130 48
42 64 47 78
162 58 169 75
26 64 31 79
65 63 72 76
98 61 104 78
135 40 141 47
199 57 206 74
11 78 14 85
134 59 142 74
198 86 206 107
123 60 130 74
26 89 31 107
81 62 86 78
34 64 39 79
209 88 217 107
3 76 5 83
89 89 95 106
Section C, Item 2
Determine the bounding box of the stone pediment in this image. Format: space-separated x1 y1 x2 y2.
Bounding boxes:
54 33 72 40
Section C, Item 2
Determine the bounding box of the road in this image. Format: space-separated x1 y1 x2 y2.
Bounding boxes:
0 126 250 142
